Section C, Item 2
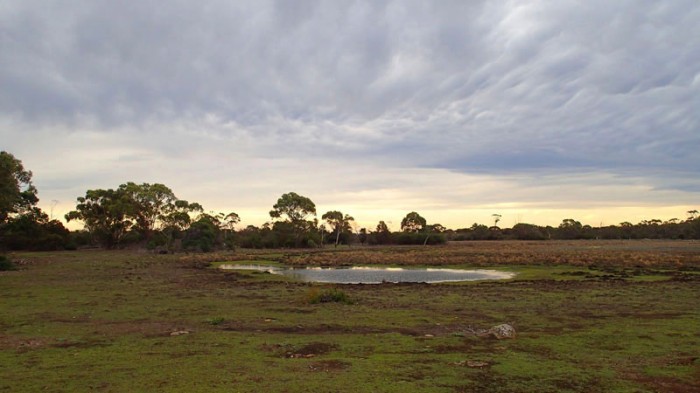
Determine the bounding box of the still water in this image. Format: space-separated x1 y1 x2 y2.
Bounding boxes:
219 264 515 284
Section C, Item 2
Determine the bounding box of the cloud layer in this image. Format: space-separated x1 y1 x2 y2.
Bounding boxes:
2 1 699 228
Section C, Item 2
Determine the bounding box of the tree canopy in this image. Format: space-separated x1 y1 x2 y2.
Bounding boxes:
65 182 206 249
4 149 700 251
269 192 316 223
269 192 318 247
1 152 70 251
401 211 426 232
322 210 354 247
0 151 38 223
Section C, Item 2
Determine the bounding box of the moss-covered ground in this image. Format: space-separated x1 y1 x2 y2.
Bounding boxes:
1 240 699 392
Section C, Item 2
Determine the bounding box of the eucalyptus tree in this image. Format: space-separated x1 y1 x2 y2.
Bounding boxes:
0 151 38 223
65 188 134 248
181 211 239 251
0 151 72 251
400 212 426 233
492 214 502 228
269 192 316 223
66 182 206 248
223 212 241 233
374 221 391 244
159 199 204 250
119 182 177 239
420 223 447 245
269 192 317 247
322 210 355 247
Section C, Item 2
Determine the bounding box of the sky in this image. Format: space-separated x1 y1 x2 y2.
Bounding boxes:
1 0 699 231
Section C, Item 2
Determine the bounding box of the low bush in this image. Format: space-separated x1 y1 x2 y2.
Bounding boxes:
206 317 225 326
305 287 352 304
0 255 17 271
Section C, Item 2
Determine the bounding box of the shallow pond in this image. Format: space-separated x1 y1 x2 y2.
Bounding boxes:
218 264 515 284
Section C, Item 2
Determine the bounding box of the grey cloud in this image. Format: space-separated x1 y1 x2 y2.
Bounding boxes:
1 0 699 195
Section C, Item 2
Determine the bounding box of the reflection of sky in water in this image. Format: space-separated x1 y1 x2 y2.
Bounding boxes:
219 265 515 284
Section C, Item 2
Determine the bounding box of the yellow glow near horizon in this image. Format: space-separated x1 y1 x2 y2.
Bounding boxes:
48 201 697 232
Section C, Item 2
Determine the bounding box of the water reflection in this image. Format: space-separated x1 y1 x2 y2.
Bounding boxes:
219 264 514 284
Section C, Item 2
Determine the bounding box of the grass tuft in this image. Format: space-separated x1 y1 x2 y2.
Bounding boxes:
0 255 17 271
305 287 352 304
206 317 225 326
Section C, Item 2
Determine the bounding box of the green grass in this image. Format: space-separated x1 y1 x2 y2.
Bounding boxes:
1 243 699 392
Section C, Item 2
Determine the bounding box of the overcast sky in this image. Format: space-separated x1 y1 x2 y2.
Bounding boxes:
2 0 699 230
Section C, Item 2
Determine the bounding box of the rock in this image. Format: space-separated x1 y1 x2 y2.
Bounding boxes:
170 330 190 336
479 324 516 339
454 360 490 368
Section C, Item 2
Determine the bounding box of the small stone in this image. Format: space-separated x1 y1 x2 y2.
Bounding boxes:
170 330 190 336
479 324 516 339
424 334 434 338
454 360 490 368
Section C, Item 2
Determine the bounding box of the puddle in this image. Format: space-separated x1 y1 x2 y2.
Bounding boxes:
218 264 515 284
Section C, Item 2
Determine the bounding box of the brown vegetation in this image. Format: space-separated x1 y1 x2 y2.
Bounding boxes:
283 240 700 269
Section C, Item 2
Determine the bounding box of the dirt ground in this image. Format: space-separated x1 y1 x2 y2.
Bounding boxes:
1 240 699 392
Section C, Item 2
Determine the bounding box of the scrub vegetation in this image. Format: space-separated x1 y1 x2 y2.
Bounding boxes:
1 241 699 392
2 151 700 254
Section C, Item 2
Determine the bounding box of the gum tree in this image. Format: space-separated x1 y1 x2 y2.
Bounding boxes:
0 151 38 223
322 210 355 247
66 182 205 249
65 188 134 248
269 192 316 247
401 212 426 233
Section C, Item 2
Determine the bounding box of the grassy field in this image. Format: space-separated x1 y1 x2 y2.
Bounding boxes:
1 240 699 392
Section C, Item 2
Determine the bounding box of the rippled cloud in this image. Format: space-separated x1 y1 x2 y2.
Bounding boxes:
1 0 698 227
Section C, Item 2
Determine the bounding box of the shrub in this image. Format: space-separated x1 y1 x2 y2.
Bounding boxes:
305 287 352 304
207 317 225 326
0 255 17 271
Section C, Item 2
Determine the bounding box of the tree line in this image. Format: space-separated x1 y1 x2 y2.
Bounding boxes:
2 151 699 253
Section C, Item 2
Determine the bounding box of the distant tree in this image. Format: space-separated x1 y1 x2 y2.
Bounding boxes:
619 221 633 239
376 221 389 233
118 182 178 239
65 188 134 248
322 210 354 247
270 192 316 223
511 223 546 240
557 219 584 240
373 221 391 245
160 200 203 230
318 224 327 246
158 199 203 250
66 183 205 249
492 214 502 228
422 223 446 245
401 212 426 233
428 223 446 233
1 207 70 250
269 192 317 247
358 228 368 245
182 214 219 252
470 223 490 240
223 211 240 231
691 216 700 239
0 152 72 251
236 225 264 248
